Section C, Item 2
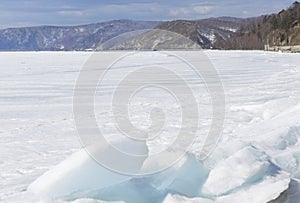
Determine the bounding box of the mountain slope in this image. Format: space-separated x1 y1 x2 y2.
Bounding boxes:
0 20 160 51
216 1 300 50
0 17 255 51
265 1 300 47
0 2 299 51
156 17 251 49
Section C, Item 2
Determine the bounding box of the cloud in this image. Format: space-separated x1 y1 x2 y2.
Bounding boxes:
81 3 158 17
193 6 215 14
169 8 191 16
98 3 215 20
169 5 215 17
57 10 84 17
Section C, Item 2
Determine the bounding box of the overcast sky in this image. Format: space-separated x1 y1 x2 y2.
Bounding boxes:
0 0 296 29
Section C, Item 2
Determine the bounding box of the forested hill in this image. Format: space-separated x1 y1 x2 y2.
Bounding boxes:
216 1 300 50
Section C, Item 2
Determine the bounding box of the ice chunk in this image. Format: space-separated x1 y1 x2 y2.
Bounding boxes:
28 150 209 203
268 179 300 203
202 147 269 196
149 154 209 197
217 170 290 203
272 149 300 178
275 126 300 150
66 199 124 203
28 150 131 201
163 194 214 203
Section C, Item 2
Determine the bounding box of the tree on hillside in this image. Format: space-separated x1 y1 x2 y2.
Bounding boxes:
270 16 279 29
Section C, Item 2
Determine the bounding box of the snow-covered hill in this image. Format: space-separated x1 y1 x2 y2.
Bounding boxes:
0 17 252 51
0 20 160 51
157 17 250 49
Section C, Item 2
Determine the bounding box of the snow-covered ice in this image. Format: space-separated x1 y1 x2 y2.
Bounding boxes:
0 51 300 203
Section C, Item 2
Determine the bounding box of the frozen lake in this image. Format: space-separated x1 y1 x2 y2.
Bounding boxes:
1 51 300 203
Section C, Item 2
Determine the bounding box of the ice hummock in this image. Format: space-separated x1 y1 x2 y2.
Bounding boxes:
28 103 300 203
28 150 209 203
